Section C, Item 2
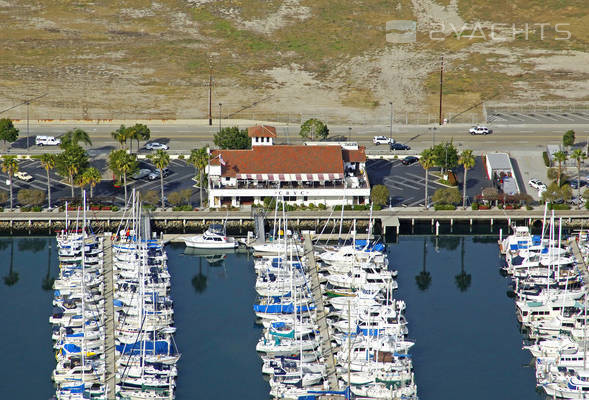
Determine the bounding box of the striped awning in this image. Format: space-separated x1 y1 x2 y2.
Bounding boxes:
236 172 343 181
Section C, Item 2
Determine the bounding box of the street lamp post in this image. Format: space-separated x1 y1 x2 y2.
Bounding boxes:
218 103 222 133
348 127 352 141
389 102 393 137
429 126 437 146
26 101 30 149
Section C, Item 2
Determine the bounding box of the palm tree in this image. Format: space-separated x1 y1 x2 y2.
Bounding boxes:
81 167 102 198
192 257 208 293
571 149 587 208
40 154 56 208
149 149 170 208
42 240 55 291
108 150 137 206
3 238 18 286
61 128 92 148
415 237 432 291
455 237 472 292
128 124 150 153
458 149 476 209
1 156 18 210
553 150 568 186
188 147 209 207
61 151 81 198
419 149 435 209
111 125 129 150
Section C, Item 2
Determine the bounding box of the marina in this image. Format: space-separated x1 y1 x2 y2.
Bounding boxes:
500 208 589 399
0 231 553 399
48 194 180 400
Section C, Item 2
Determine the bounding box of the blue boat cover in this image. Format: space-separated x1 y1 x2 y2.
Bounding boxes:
113 299 124 307
116 340 172 355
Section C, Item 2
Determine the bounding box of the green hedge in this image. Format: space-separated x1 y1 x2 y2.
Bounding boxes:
471 202 479 210
548 203 570 210
434 204 456 210
173 205 194 211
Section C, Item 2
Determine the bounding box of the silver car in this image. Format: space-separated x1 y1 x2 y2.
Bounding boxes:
131 168 152 180
145 142 169 150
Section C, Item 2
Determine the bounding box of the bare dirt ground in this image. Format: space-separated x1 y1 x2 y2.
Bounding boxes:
0 0 587 124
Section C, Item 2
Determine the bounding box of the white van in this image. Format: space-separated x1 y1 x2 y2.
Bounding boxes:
35 136 61 146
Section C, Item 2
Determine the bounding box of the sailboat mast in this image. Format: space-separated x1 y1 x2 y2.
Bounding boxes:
81 190 87 381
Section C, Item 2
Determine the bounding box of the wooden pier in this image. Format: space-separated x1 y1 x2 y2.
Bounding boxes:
103 236 117 399
303 233 339 390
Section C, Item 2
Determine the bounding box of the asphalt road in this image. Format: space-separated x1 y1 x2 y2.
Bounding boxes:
8 120 589 155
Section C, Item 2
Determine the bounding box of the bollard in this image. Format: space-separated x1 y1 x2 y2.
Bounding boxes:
499 228 503 242
435 221 440 236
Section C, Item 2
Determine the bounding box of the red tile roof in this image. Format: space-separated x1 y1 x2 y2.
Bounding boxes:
342 146 366 163
248 125 277 138
211 145 344 177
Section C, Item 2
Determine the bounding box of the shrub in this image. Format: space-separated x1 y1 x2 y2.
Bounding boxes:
353 205 365 211
141 190 159 206
471 202 479 210
434 204 456 210
373 205 381 211
542 151 550 167
17 189 46 206
526 205 534 210
168 191 184 206
0 191 7 204
498 203 504 209
318 203 327 210
307 203 316 209
177 154 185 160
31 206 42 212
21 206 31 212
370 185 389 206
432 187 461 205
585 201 589 210
112 206 120 211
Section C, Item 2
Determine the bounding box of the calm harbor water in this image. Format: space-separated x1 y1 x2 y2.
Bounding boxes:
0 236 543 399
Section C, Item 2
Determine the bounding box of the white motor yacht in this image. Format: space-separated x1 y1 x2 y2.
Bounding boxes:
183 224 237 249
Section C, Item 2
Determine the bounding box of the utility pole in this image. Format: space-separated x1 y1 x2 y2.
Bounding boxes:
0 93 47 149
218 103 222 133
439 55 444 126
208 66 213 126
389 101 393 137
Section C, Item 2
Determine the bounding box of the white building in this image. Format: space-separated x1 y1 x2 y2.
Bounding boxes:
207 126 370 208
485 152 520 195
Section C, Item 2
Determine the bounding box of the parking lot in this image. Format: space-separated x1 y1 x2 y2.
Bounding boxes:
0 157 201 207
366 156 492 207
487 109 589 125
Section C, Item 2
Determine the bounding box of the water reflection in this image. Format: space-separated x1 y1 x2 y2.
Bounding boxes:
415 237 432 291
42 242 55 291
3 239 18 286
454 237 472 292
192 257 208 294
17 238 46 253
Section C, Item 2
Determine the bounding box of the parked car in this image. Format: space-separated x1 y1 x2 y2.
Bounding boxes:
469 125 491 135
148 168 170 181
14 171 33 182
145 142 169 150
373 136 394 145
401 156 419 166
528 179 547 191
131 168 152 180
569 180 586 189
390 142 411 151
35 135 61 146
